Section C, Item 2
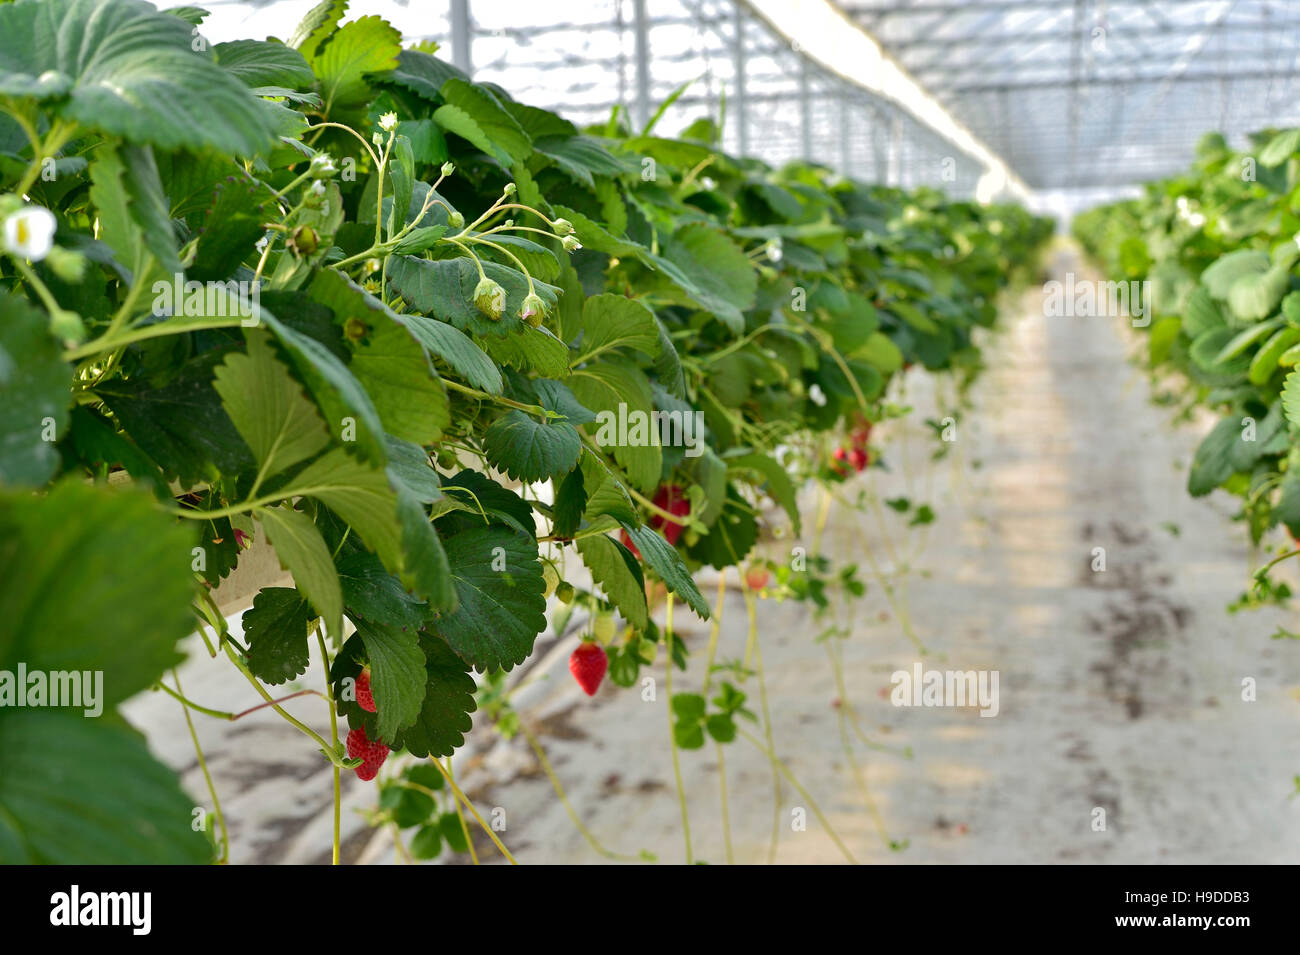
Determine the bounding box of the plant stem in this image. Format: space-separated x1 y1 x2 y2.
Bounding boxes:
663 594 694 864
222 643 340 762
66 316 252 362
737 727 859 865
442 378 555 417
316 629 341 866
516 720 648 862
429 758 517 865
446 758 480 866
715 741 734 865
171 668 228 863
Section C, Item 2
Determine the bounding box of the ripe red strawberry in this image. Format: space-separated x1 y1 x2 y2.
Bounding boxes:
829 446 850 477
619 528 642 560
849 447 868 472
346 726 389 781
569 641 608 696
650 484 689 546
355 668 376 713
745 567 770 590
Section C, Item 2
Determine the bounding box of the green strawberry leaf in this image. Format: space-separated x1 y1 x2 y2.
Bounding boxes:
212 328 331 483
312 14 402 118
726 451 801 534
483 409 581 482
647 224 756 334
0 712 211 864
572 293 660 366
0 481 196 707
258 504 344 642
480 325 572 378
353 618 426 742
98 350 254 488
338 551 427 631
390 634 478 758
0 0 278 154
428 525 547 671
216 39 314 89
621 521 710 619
1187 416 1243 497
569 359 661 492
348 317 450 446
0 291 71 486
377 49 468 102
576 533 649 629
391 313 503 395
258 303 388 466
242 587 314 686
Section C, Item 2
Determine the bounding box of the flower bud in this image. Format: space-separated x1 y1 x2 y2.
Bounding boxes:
561 234 582 253
49 307 86 343
473 276 506 320
448 211 465 230
310 154 336 179
441 162 456 178
503 182 516 197
44 245 86 283
552 217 575 236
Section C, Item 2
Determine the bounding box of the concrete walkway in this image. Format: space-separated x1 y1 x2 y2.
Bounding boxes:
124 242 1300 864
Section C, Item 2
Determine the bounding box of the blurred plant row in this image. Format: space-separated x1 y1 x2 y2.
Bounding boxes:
1075 127 1300 626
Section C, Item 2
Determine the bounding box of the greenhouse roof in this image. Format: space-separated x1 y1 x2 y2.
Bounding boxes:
194 1 1300 200
837 0 1300 190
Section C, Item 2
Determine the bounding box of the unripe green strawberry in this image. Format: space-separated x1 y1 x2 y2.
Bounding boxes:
288 224 318 256
473 276 506 319
519 292 546 327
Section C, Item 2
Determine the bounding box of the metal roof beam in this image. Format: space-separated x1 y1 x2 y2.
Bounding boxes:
845 0 1232 17
883 19 1300 53
933 68 1300 94
742 0 1032 200
912 48 1296 83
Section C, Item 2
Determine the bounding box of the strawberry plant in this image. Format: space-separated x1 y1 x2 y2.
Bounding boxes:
0 0 1049 864
1075 128 1300 619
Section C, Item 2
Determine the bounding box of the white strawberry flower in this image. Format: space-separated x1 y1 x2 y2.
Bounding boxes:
4 205 56 261
379 112 398 132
